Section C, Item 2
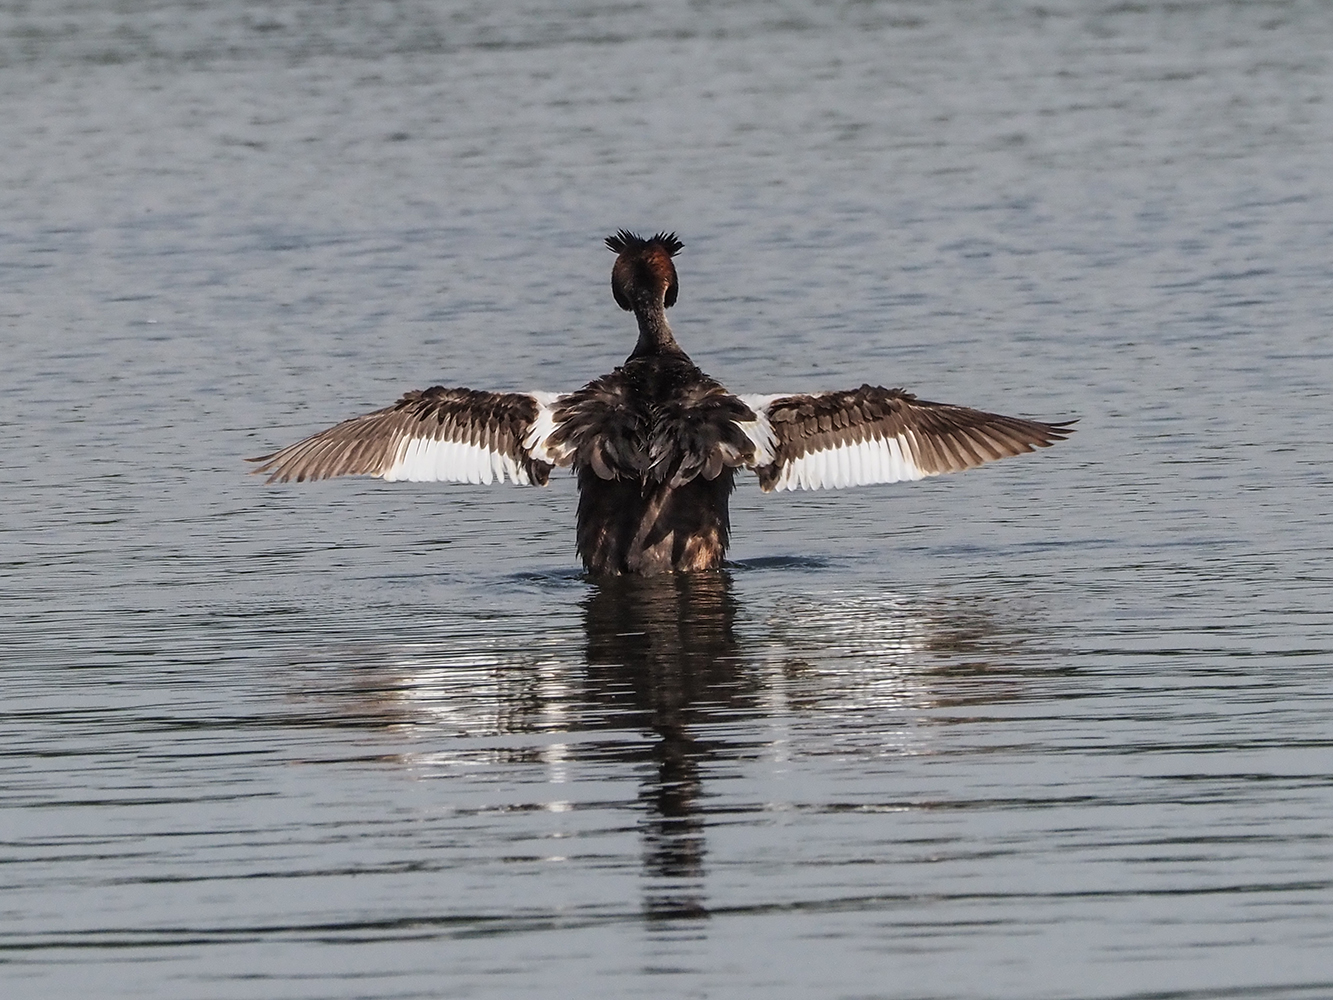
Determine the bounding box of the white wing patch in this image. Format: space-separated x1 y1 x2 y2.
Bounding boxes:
522 391 571 466
737 393 929 492
380 391 566 485
735 394 781 467
769 433 928 492
384 438 528 484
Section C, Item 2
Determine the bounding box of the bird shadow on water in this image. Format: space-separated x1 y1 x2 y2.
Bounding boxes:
276 568 1047 928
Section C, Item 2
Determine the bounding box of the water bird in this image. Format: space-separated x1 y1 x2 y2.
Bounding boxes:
251 231 1073 575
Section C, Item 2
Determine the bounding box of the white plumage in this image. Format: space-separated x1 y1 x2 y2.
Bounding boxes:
734 394 780 467
317 391 572 486
734 394 933 493
762 432 929 492
523 391 568 466
384 437 528 485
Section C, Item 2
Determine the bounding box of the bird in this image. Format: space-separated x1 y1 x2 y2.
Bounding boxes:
250 230 1074 576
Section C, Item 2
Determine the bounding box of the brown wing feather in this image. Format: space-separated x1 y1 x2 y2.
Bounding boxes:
755 384 1073 490
248 387 552 485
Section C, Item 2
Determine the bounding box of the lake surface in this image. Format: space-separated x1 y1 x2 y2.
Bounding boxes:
3 1 1333 997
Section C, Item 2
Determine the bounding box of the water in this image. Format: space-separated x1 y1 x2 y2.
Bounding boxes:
3 1 1333 997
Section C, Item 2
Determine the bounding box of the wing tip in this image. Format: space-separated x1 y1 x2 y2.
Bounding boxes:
1030 417 1078 447
246 453 286 484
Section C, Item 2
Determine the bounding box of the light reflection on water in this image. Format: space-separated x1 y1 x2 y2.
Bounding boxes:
263 574 1053 929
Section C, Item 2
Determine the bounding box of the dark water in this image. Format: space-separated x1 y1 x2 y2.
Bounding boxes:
4 2 1333 997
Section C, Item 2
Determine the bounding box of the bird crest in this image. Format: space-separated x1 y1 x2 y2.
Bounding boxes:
604 230 683 256
606 230 683 310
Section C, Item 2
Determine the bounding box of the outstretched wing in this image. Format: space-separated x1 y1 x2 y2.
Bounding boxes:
249 387 566 486
736 384 1074 492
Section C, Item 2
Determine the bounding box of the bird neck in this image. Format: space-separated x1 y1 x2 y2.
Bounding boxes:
629 296 683 358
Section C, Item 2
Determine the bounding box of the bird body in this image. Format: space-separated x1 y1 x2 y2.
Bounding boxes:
252 232 1073 576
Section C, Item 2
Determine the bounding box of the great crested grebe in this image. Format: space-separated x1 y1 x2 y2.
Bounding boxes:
251 231 1074 575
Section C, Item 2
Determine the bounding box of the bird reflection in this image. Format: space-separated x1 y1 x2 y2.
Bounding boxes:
580 570 755 921
281 570 1034 928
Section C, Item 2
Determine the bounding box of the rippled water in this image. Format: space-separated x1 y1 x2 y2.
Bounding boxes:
4 2 1333 997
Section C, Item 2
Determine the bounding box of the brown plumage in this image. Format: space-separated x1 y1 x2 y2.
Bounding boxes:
250 231 1074 576
250 387 553 486
752 384 1070 491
